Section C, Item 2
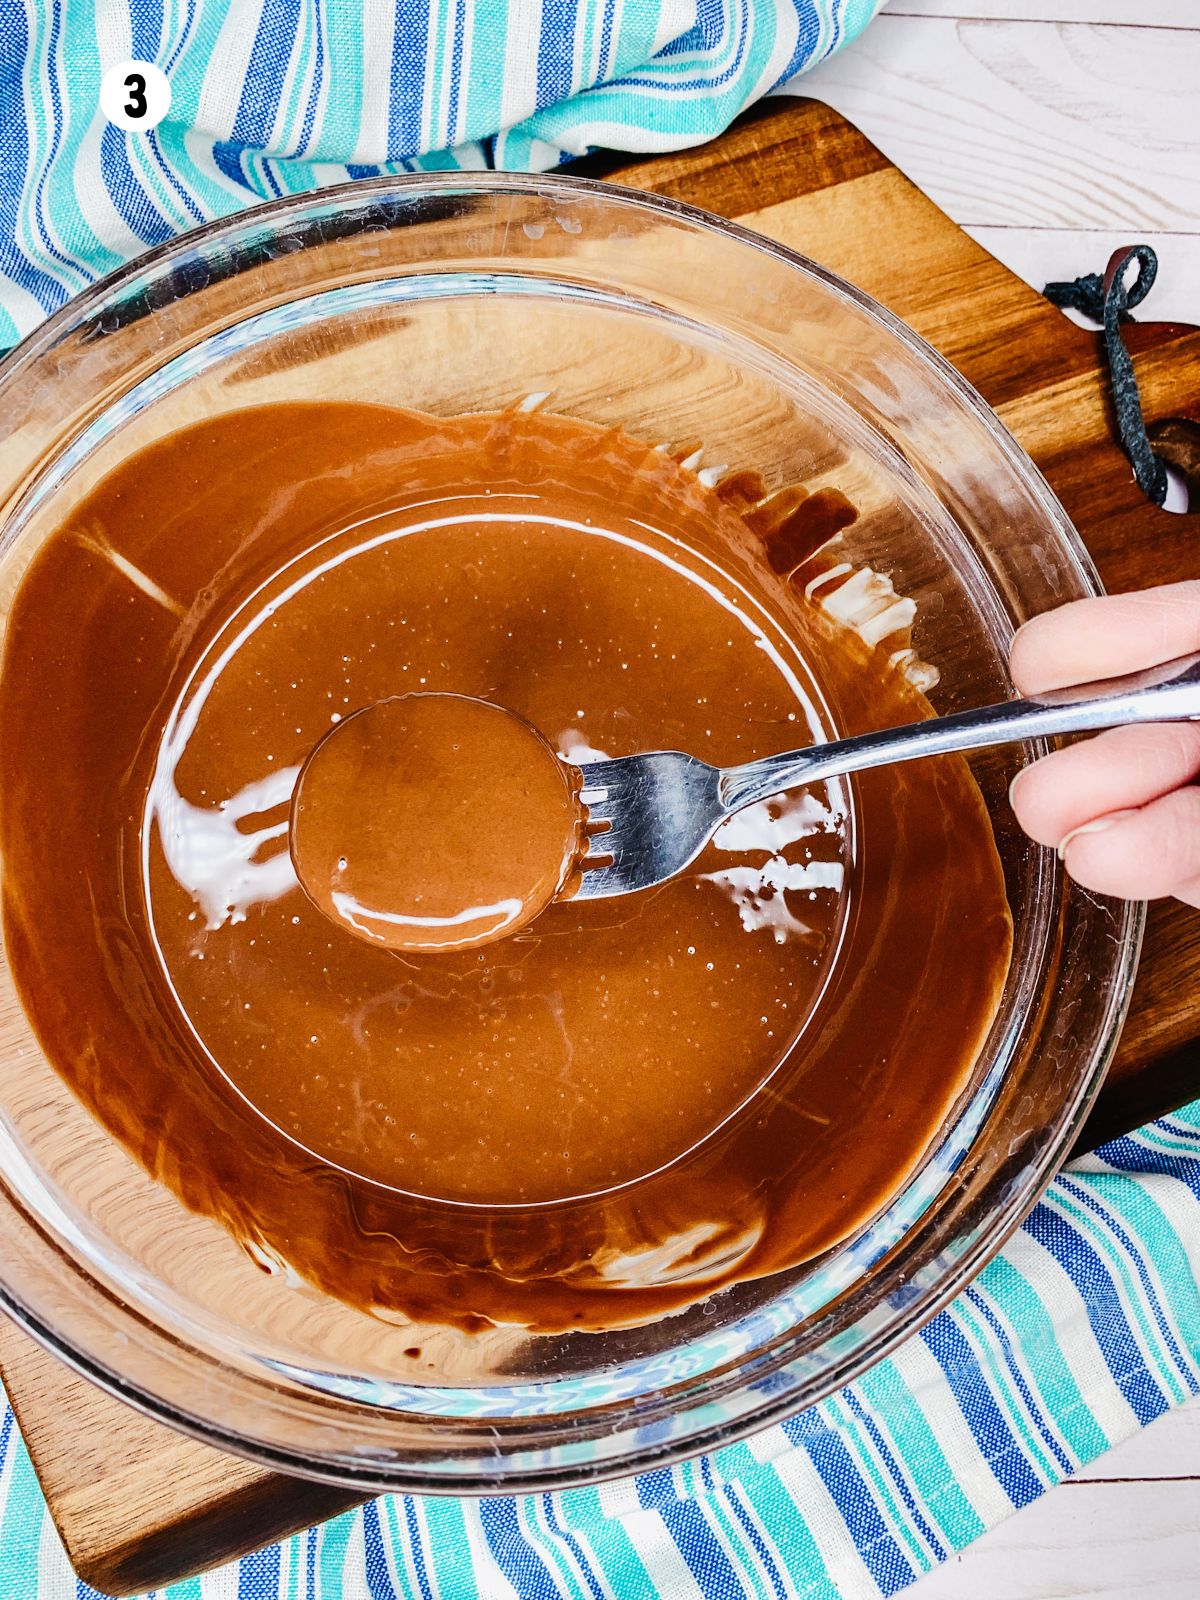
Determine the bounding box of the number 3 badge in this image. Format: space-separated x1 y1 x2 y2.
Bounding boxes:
100 60 172 131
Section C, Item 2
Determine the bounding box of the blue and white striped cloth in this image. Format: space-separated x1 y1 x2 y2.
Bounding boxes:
3 1105 1200 1598
0 0 882 346
5 4 1200 1596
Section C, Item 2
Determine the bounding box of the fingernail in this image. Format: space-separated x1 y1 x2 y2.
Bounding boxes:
1057 809 1139 860
1008 766 1031 805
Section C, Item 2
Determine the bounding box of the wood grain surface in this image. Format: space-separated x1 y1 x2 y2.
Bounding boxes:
806 4 1200 322
887 1 1194 21
2 96 1198 1597
913 1399 1200 1600
0 1319 364 1597
808 15 1198 230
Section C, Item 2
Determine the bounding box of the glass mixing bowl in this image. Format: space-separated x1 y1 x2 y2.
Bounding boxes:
0 174 1140 1492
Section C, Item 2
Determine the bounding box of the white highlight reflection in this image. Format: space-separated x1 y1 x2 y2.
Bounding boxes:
330 890 524 942
702 857 845 944
705 788 846 944
711 789 840 855
151 765 300 929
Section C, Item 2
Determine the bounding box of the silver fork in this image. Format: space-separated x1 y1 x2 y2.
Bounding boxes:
573 651 1200 900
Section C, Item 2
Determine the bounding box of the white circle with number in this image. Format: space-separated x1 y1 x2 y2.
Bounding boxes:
100 60 171 131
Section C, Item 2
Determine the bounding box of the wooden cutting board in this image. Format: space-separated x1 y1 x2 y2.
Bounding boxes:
2 97 1199 1597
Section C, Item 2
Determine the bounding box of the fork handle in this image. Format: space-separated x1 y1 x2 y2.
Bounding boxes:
719 650 1200 814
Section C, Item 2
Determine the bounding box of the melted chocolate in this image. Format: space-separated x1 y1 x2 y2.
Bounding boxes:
0 403 1012 1333
291 693 583 954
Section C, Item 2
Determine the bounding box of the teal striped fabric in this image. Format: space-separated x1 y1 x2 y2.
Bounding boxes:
0 0 884 347
2 1102 1199 1598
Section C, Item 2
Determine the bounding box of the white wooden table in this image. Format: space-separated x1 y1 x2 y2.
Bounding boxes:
803 0 1199 321
803 3 1200 1593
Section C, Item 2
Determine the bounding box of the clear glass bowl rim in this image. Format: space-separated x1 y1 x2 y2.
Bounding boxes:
0 169 1144 1495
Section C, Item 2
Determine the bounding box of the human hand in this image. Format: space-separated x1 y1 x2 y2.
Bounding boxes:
1009 581 1200 906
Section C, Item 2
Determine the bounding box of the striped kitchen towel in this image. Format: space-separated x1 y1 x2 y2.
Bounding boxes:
2 1100 1199 1598
0 0 883 346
